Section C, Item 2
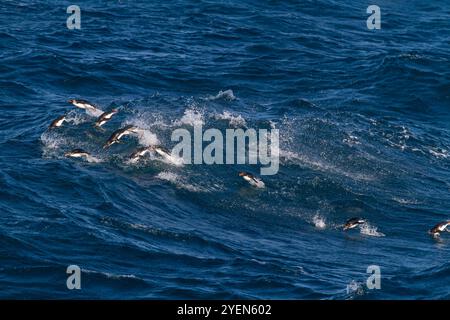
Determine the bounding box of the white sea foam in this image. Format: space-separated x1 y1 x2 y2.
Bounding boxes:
86 108 104 118
41 132 63 150
82 269 138 280
313 214 326 229
137 129 160 147
280 149 374 181
65 110 90 125
360 223 385 237
346 280 366 297
429 148 449 159
85 155 102 163
175 108 205 127
207 89 236 101
40 132 69 158
343 135 361 146
214 111 246 127
156 172 203 192
122 118 161 147
392 197 419 205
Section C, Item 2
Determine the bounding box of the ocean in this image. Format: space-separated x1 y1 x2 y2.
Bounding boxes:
0 0 449 299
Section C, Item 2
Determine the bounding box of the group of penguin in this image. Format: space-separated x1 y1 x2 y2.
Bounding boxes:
49 99 264 183
49 99 450 240
343 217 450 238
50 100 171 164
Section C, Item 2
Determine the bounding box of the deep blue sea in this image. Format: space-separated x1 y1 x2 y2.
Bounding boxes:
1 0 449 299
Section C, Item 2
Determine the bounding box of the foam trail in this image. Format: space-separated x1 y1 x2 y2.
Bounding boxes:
85 155 102 163
156 172 202 192
86 108 104 118
360 223 385 237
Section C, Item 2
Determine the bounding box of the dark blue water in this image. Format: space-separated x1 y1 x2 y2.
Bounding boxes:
1 0 449 299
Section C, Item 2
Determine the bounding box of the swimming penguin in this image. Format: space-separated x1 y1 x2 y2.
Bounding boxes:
68 99 103 117
128 146 152 163
429 221 450 237
94 109 118 128
49 115 66 129
103 125 140 149
238 172 265 188
64 148 90 159
150 145 171 158
148 145 183 166
64 148 100 163
343 218 366 231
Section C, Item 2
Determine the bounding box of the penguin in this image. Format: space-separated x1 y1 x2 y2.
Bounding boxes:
429 221 450 237
103 125 140 149
238 171 265 188
68 99 103 117
128 146 152 163
49 115 66 129
64 149 100 163
64 149 90 159
94 109 118 128
343 218 366 231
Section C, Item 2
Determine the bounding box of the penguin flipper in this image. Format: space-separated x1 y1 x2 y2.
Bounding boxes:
94 126 106 132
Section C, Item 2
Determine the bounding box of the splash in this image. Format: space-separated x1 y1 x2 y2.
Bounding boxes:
85 155 102 163
207 89 236 101
64 110 90 125
280 149 374 181
136 129 160 147
156 171 203 192
313 214 326 229
214 111 246 127
360 223 385 237
86 108 104 118
121 117 161 147
343 135 361 146
175 108 205 127
40 132 69 158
